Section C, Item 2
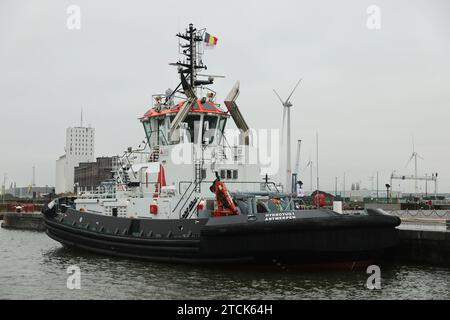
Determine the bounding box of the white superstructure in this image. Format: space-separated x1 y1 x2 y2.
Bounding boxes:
74 24 283 219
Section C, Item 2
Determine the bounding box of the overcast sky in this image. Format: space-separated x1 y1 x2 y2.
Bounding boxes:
1 0 449 193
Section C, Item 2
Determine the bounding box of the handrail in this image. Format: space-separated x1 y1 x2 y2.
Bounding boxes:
172 181 193 213
186 198 201 219
178 184 199 219
178 180 280 194
175 149 205 218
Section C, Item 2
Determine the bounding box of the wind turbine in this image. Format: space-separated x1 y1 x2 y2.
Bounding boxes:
294 139 302 177
273 78 302 192
405 137 423 193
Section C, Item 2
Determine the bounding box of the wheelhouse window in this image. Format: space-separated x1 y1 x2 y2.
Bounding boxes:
168 115 176 144
157 118 167 145
201 169 207 179
183 115 201 143
217 117 227 143
143 121 152 145
202 115 218 144
143 118 168 147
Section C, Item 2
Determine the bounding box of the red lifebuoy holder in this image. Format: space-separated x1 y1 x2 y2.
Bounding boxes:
150 200 158 215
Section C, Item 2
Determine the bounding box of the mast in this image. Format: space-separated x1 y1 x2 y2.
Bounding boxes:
316 132 319 208
286 107 291 192
414 153 418 194
294 140 302 176
343 172 346 202
376 171 379 201
170 23 212 96
335 176 337 197
32 166 36 187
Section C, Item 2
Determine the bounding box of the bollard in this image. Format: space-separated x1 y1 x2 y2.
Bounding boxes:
333 201 343 214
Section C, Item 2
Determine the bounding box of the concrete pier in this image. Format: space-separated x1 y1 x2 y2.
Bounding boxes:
391 219 450 266
1 212 45 231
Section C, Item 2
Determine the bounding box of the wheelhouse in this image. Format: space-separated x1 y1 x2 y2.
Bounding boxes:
141 99 229 148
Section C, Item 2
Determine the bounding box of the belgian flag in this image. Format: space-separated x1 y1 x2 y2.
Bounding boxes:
204 32 218 46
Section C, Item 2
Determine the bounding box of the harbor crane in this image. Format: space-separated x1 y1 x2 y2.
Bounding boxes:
390 172 438 197
290 139 302 194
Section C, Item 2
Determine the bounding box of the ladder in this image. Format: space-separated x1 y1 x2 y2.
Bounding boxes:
174 152 205 219
149 145 160 162
181 196 199 219
194 160 202 193
174 182 200 219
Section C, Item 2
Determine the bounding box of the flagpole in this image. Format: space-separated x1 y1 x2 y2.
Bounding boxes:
316 132 319 208
376 171 379 202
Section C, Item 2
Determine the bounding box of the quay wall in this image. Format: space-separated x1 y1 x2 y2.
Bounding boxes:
1 212 45 231
395 228 450 266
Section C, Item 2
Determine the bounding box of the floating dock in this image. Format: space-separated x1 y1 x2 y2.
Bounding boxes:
1 212 45 231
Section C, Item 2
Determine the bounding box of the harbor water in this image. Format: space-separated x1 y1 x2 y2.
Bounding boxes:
0 225 449 300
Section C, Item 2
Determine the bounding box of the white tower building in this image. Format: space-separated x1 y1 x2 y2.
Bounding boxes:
56 126 95 194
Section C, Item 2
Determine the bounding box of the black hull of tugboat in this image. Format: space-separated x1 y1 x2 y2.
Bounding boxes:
44 208 400 270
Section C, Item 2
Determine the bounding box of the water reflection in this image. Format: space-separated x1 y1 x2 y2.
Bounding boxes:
1 227 449 300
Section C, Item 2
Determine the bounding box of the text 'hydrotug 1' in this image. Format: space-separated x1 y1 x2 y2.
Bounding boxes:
43 24 400 271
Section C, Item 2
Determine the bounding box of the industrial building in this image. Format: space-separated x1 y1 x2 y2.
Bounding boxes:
74 156 118 191
5 186 54 199
55 126 95 194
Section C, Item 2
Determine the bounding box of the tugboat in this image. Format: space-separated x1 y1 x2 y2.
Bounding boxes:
43 24 400 270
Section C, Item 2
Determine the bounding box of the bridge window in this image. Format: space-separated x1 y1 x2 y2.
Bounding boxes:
184 115 201 143
202 115 218 144
220 169 238 180
218 117 227 142
157 118 168 145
